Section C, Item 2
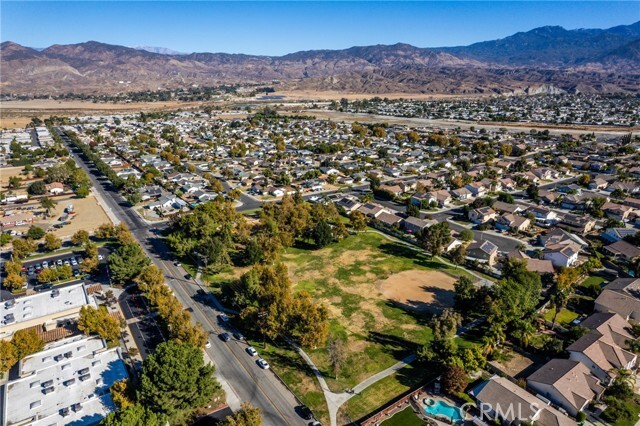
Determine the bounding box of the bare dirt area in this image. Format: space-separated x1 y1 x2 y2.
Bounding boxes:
0 99 205 129
378 269 457 314
488 347 543 379
8 194 111 239
0 167 27 188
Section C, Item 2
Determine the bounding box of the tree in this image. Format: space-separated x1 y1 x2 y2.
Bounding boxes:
526 184 539 201
577 173 591 187
108 243 151 284
327 337 347 379
76 186 90 198
313 220 334 248
0 340 16 374
441 365 468 395
459 229 474 242
11 329 44 360
101 404 167 426
406 203 420 218
95 223 116 239
12 238 37 259
242 238 264 266
451 245 466 267
126 192 142 206
44 233 62 251
4 272 25 291
497 192 514 204
26 226 46 240
290 291 329 347
0 233 12 246
453 276 476 314
137 341 220 418
349 210 367 231
607 368 635 399
39 197 57 216
72 229 90 246
110 379 135 408
78 305 122 343
222 403 262 426
8 176 21 189
38 267 59 283
420 222 451 256
27 180 47 195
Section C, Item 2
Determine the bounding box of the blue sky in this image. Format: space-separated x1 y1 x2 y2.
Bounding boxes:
2 1 639 55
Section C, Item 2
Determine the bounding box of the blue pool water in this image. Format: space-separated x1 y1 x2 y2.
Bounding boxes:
424 400 464 423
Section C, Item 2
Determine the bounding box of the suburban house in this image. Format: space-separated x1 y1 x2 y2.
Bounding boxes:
543 243 580 267
526 359 605 417
601 227 638 243
528 206 559 227
495 213 530 232
492 201 523 215
469 207 497 224
451 187 472 201
559 214 595 233
358 203 388 219
567 319 637 384
402 216 433 234
603 240 640 262
46 182 64 195
470 375 574 426
467 240 498 266
594 278 640 323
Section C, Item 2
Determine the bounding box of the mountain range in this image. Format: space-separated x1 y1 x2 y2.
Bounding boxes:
2 21 640 96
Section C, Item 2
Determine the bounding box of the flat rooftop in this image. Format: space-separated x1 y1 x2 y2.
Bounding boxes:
4 335 128 426
1 283 90 333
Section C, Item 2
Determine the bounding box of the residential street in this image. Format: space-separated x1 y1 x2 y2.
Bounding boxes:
56 128 308 426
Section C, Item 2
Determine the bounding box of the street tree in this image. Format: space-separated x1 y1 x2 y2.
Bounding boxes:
137 341 220 418
223 403 262 426
72 230 90 246
44 233 62 251
11 237 36 259
108 243 151 284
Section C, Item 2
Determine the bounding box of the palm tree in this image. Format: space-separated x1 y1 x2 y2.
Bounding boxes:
40 197 57 217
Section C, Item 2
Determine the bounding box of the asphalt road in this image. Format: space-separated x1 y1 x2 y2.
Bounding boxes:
56 128 308 426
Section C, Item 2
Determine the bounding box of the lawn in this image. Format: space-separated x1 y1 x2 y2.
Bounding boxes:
251 342 329 425
281 231 473 393
380 407 425 426
339 364 433 424
543 308 579 327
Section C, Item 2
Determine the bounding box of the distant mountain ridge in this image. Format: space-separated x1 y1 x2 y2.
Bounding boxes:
131 46 187 55
2 21 639 95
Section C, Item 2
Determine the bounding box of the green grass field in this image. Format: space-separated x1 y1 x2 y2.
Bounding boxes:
543 308 579 326
380 407 426 426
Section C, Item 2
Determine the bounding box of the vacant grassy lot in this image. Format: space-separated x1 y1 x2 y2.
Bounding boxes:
281 231 471 392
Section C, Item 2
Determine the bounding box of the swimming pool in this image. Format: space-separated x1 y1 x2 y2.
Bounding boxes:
424 400 464 423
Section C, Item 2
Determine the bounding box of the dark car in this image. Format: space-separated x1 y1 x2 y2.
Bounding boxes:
233 332 245 340
219 333 231 342
296 405 313 421
196 289 205 296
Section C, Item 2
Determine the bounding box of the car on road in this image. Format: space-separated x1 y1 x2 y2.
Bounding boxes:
309 422 322 426
205 341 212 348
246 346 257 357
219 333 231 342
217 313 230 323
256 358 270 369
233 332 245 340
296 405 313 421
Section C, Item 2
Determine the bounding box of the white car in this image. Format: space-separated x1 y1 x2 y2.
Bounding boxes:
98 254 104 261
42 261 49 268
246 346 257 357
205 341 212 348
257 358 270 369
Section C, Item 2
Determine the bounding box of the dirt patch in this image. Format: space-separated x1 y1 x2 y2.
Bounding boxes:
0 167 28 188
378 270 457 314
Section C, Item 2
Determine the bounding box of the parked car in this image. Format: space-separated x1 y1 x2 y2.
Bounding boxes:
205 341 212 348
257 358 270 369
73 269 80 277
233 332 245 340
217 313 230 323
57 259 63 266
42 261 49 268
